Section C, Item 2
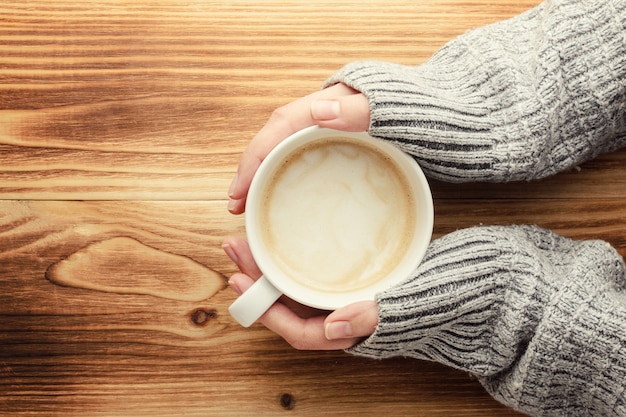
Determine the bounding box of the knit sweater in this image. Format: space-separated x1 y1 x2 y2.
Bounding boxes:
324 0 626 415
325 0 626 183
350 225 626 416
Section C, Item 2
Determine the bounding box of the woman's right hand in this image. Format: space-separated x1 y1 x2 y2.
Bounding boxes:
227 82 370 215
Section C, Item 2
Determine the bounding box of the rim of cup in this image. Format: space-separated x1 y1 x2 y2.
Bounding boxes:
245 126 434 310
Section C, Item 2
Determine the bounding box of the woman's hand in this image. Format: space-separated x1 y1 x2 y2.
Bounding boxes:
224 83 374 349
227 83 370 215
223 236 379 350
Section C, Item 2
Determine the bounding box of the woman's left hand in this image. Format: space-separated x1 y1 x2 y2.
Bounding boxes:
223 236 379 350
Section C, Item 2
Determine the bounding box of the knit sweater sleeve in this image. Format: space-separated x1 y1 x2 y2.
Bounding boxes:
347 226 626 416
324 0 626 183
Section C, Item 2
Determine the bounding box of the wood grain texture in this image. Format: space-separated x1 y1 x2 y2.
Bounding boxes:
1 0 624 416
1 200 521 417
0 0 540 201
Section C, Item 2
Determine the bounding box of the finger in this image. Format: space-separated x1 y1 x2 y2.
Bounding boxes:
223 236 326 318
222 236 262 279
310 93 370 132
228 273 363 350
227 273 348 349
228 272 377 348
227 272 255 296
227 83 361 215
323 300 379 340
260 303 365 351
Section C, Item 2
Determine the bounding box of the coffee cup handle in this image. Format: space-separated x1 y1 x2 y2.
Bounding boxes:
228 275 283 327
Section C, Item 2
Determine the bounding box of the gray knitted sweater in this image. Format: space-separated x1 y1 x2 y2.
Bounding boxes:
325 0 626 416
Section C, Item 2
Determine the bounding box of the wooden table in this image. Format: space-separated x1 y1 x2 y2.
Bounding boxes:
2 1 624 416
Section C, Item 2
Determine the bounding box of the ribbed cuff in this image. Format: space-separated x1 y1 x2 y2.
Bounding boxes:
325 0 626 183
346 225 626 416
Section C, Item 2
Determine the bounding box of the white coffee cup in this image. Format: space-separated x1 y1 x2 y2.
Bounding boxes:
229 126 433 327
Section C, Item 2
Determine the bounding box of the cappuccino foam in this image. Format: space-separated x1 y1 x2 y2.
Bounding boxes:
260 136 416 293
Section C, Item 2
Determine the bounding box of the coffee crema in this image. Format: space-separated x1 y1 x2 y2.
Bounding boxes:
259 136 417 293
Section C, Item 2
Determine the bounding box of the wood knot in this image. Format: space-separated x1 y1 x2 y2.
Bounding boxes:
190 308 217 326
279 393 295 410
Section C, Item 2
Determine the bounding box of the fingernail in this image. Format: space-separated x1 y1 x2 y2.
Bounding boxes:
227 198 238 213
311 100 340 121
228 174 238 198
228 278 242 295
222 243 239 264
325 321 353 340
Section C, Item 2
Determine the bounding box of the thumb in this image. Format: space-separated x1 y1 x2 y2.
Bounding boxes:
324 300 379 341
310 93 370 132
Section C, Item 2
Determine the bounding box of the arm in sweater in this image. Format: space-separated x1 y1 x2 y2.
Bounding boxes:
324 0 626 415
325 0 626 182
348 225 626 416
